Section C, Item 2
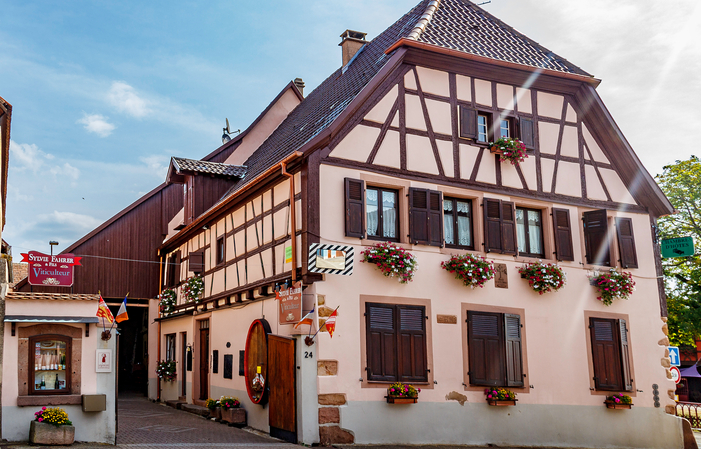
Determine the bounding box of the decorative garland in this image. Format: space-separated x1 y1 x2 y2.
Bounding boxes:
489 137 528 165
182 276 205 303
441 253 495 288
158 288 177 314
590 269 635 306
361 242 417 284
518 261 566 295
156 360 176 381
387 382 420 398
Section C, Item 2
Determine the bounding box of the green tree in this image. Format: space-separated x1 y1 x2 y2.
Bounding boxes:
656 156 701 346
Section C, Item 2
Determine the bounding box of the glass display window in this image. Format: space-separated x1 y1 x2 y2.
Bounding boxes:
29 335 71 395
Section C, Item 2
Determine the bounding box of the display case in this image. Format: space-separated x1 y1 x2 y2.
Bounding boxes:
29 336 71 395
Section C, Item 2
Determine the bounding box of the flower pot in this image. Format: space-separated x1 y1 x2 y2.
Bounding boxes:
221 407 247 427
605 401 632 409
487 399 517 406
490 145 503 155
29 420 75 445
386 396 418 404
209 407 222 420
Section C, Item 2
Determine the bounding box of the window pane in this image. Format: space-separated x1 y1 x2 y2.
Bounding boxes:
516 208 526 253
528 210 543 255
34 340 68 391
456 200 471 247
478 115 488 142
382 191 397 239
366 189 378 237
444 199 454 245
500 119 510 138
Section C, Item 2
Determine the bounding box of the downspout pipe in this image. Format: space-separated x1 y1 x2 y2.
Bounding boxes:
280 162 297 281
157 255 163 402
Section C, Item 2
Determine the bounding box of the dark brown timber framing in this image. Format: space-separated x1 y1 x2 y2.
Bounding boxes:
650 215 667 317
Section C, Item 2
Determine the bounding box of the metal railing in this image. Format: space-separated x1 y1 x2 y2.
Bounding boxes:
676 402 701 429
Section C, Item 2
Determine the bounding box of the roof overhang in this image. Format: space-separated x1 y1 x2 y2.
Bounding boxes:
5 316 99 324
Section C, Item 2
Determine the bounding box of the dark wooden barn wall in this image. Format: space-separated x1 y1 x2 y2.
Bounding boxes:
193 176 237 220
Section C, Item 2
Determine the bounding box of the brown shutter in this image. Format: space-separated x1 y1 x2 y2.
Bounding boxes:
467 311 505 386
501 201 517 255
344 178 365 238
519 118 535 149
409 188 430 245
366 303 397 382
189 251 204 274
589 318 622 390
583 210 610 266
459 106 477 139
504 314 524 387
428 190 443 247
618 319 633 391
397 305 428 382
552 208 575 261
483 198 503 253
615 218 638 269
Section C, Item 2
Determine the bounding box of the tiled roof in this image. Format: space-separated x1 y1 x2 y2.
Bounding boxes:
172 157 247 178
417 0 590 76
6 292 99 301
10 262 28 289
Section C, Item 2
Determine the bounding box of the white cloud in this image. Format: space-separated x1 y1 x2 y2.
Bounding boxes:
50 163 80 181
77 113 115 137
107 81 151 118
9 140 54 173
139 155 170 180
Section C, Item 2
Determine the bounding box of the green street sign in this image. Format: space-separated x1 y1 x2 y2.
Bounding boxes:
661 237 695 258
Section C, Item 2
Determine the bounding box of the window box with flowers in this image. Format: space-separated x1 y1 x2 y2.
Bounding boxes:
182 275 205 303
485 387 517 406
159 289 177 314
385 382 420 404
441 253 495 288
518 261 566 294
489 137 528 165
156 360 176 382
361 242 417 284
604 393 633 409
30 407 75 445
589 269 635 306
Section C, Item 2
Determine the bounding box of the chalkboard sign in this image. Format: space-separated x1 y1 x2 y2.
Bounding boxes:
224 354 233 379
186 347 192 372
213 350 219 374
239 351 245 376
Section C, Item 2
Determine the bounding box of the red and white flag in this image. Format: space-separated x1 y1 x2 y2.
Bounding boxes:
324 308 338 338
96 294 114 326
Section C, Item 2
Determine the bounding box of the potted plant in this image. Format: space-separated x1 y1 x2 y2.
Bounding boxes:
489 137 528 165
30 407 75 445
590 269 635 306
159 288 177 314
219 396 246 427
156 360 177 382
205 398 221 420
485 387 517 406
385 382 420 404
182 276 205 303
518 261 567 294
361 242 417 284
605 393 633 409
441 253 495 288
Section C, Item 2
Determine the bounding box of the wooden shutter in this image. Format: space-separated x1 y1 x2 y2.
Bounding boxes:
189 251 204 274
501 201 517 255
459 106 477 139
583 210 610 266
397 306 428 382
467 311 505 386
615 218 638 269
344 178 365 238
483 198 503 253
366 303 397 382
519 118 535 149
167 251 181 287
618 319 633 391
504 314 524 387
589 318 622 390
409 188 430 245
428 190 443 247
552 208 574 261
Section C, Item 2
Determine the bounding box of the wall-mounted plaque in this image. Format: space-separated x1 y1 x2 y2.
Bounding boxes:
96 349 112 373
223 354 233 379
277 281 302 325
495 263 508 289
212 350 219 374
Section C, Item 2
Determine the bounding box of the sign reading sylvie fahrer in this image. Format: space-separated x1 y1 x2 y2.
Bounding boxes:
276 281 302 325
20 251 82 287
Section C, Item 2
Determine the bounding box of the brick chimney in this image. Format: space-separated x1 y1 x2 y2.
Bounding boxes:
293 78 305 97
339 30 367 66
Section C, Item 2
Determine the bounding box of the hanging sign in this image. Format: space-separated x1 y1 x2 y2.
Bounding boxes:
307 243 354 275
661 237 694 258
276 281 302 325
20 251 82 287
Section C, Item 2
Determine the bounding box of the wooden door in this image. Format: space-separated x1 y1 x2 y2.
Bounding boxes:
199 328 209 400
268 335 296 443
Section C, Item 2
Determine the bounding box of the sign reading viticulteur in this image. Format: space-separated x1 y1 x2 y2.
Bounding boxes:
20 251 82 287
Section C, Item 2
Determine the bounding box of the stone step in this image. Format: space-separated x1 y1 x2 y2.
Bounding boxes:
165 399 186 409
181 403 210 417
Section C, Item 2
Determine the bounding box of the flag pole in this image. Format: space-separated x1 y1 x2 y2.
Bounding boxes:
310 306 339 340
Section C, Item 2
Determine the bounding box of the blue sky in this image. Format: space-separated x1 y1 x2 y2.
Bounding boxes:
2 0 700 255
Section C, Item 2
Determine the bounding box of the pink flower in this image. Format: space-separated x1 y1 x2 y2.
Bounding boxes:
42 407 47 410
38 417 43 422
